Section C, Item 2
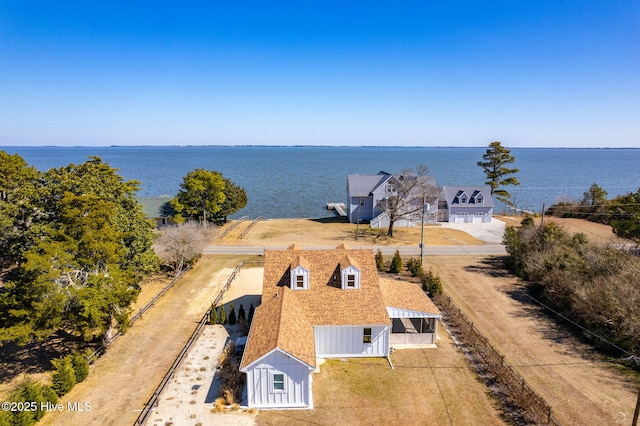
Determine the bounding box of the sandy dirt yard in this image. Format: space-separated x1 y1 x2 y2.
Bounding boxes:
38 255 253 426
429 254 639 426
148 267 263 426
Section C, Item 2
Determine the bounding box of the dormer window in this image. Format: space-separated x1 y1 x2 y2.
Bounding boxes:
454 190 468 205
290 255 310 290
471 190 484 204
340 255 361 289
346 274 356 288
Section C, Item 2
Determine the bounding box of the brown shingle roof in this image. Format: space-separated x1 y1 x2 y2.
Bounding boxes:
378 278 441 316
240 286 316 370
262 247 390 326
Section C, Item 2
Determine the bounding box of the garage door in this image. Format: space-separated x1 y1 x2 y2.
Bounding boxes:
454 213 468 223
473 213 485 223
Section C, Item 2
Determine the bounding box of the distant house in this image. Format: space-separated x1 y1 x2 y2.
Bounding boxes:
239 244 441 409
138 196 175 227
438 185 494 223
346 171 438 228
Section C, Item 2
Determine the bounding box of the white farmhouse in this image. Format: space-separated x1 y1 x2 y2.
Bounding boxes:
239 244 441 409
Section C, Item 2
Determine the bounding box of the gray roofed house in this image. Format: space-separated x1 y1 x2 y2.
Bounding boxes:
438 185 494 223
346 171 438 228
138 196 175 227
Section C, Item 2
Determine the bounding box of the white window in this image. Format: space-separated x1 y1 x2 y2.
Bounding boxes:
340 266 360 289
363 328 372 343
346 274 356 288
290 265 309 290
271 373 285 392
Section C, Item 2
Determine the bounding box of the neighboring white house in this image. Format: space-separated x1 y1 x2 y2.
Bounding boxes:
239 244 441 409
346 171 438 228
438 185 494 223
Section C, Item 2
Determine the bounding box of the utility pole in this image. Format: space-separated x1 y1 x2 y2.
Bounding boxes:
633 386 640 426
420 193 426 266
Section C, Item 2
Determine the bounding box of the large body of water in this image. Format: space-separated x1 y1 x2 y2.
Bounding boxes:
3 146 640 219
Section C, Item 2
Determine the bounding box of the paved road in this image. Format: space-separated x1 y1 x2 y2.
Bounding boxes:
203 245 506 256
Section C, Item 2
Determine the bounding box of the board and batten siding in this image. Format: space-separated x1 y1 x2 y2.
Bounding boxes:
314 325 390 358
244 349 313 409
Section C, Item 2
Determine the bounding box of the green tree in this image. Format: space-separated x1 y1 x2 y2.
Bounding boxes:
51 356 77 396
238 304 246 322
248 304 255 325
3 379 58 425
209 304 218 325
375 249 385 270
214 178 248 223
0 151 43 265
71 352 90 383
477 141 520 206
218 305 227 325
1 158 153 345
171 169 226 222
421 270 443 296
228 302 237 325
608 188 640 242
580 183 608 222
389 250 403 273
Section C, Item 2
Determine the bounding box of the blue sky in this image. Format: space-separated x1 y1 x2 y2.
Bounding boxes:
1 1 638 147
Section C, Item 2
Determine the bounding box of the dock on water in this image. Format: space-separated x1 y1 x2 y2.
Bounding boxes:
326 202 347 217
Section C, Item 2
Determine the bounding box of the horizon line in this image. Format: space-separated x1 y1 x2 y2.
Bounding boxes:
1 144 639 150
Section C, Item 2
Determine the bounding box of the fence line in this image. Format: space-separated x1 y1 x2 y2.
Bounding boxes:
434 294 561 425
216 216 250 240
238 216 265 239
86 268 189 364
133 261 247 426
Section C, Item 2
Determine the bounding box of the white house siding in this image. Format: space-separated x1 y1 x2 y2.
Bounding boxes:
314 325 390 358
244 350 313 409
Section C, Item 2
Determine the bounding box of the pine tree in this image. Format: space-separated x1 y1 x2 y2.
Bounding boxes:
248 304 255 325
71 352 89 383
389 249 403 273
228 302 237 325
51 356 76 397
238 304 246 322
218 304 227 324
375 249 385 270
477 141 520 206
209 304 218 324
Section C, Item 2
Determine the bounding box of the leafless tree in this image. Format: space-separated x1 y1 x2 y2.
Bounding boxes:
154 222 216 276
377 165 440 237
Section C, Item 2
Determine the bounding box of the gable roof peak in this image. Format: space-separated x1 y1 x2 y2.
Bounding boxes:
287 243 303 251
335 243 351 250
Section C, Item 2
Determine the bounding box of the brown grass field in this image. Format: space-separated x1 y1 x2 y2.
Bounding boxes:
3 216 637 426
215 217 485 247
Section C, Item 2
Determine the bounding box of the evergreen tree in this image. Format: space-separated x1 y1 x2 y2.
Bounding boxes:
71 352 89 383
170 168 226 222
51 356 76 397
218 305 227 325
248 304 255 325
477 141 520 206
238 304 246 322
228 302 237 325
389 249 403 273
209 304 218 324
214 177 248 223
375 249 385 270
